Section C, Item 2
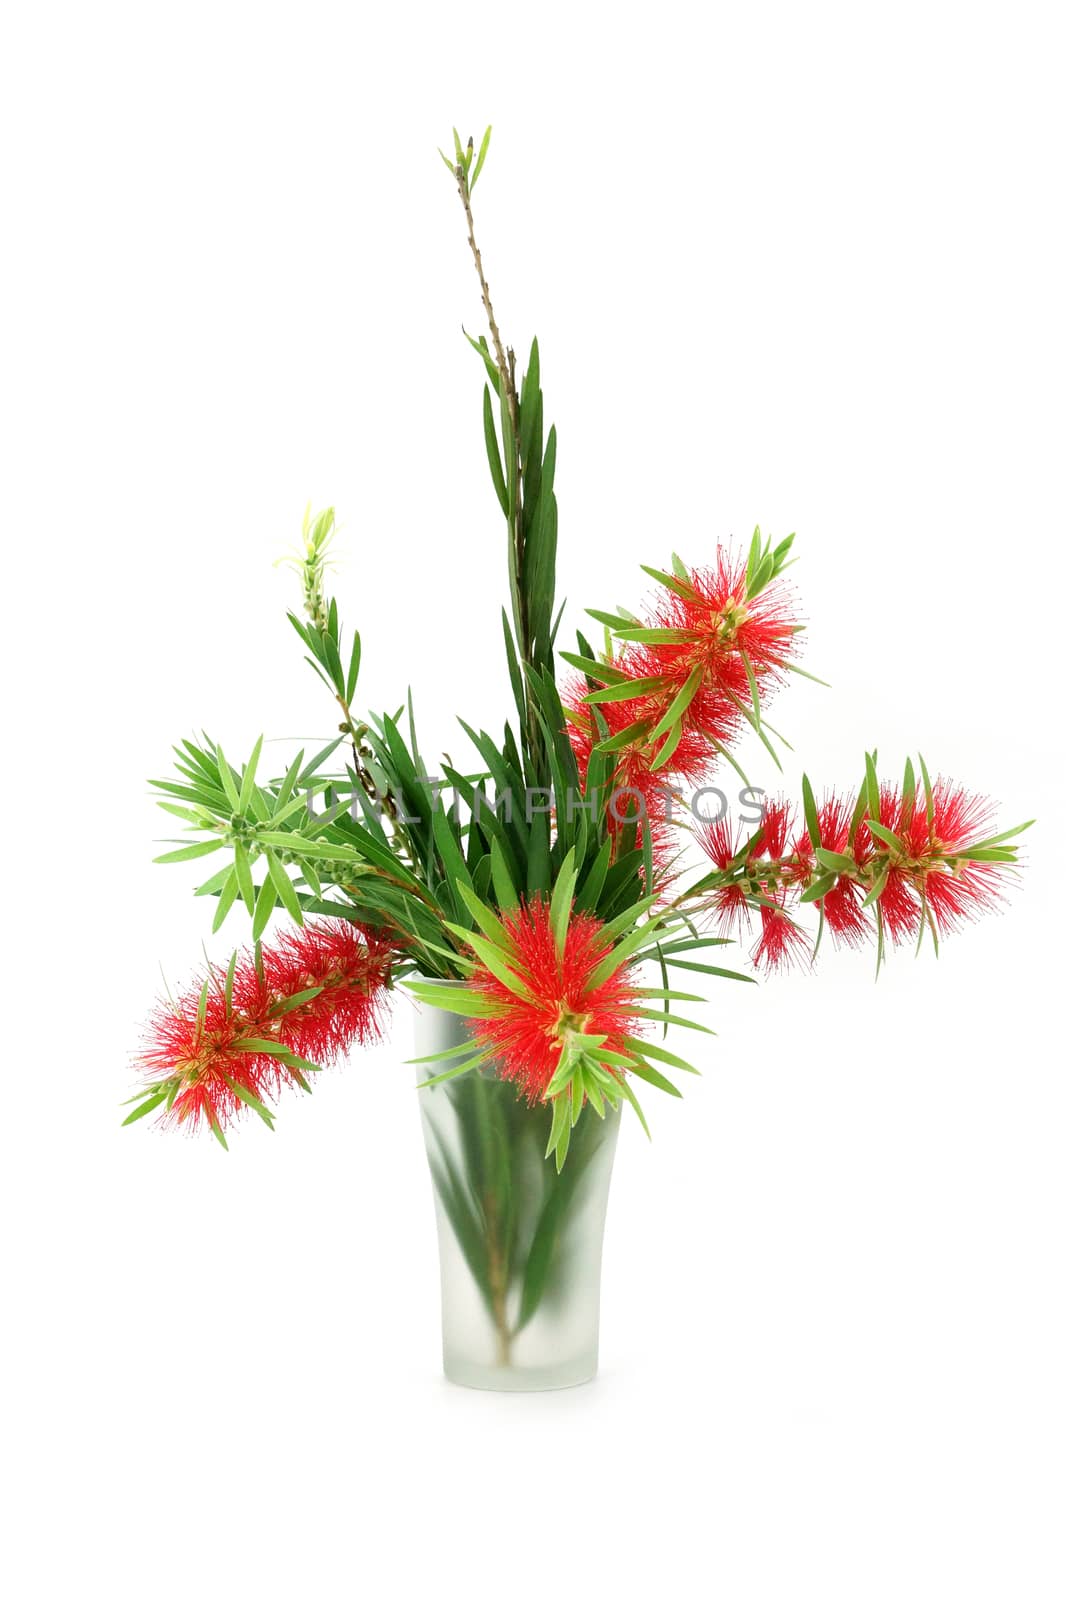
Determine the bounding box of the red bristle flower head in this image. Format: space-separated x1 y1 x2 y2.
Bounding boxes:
465 899 644 1102
694 815 752 932
695 814 738 871
857 778 1003 941
563 675 701 871
564 674 712 786
819 878 871 947
752 903 811 973
755 799 792 861
639 550 801 727
786 792 872 947
133 918 400 1138
262 919 397 1060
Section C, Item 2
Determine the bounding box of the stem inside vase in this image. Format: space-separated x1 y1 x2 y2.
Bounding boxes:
419 1058 620 1391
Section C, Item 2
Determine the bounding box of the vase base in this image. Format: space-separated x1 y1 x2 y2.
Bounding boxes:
443 1350 598 1393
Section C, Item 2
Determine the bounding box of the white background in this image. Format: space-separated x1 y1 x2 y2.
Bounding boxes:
3 4 1064 1596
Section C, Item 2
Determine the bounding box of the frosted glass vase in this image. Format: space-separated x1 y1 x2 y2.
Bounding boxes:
415 999 620 1391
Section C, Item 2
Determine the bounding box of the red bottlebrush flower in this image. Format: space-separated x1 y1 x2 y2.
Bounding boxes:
819 879 871 947
132 918 399 1139
564 673 712 785
563 543 802 793
465 899 645 1102
789 793 873 948
696 814 738 871
859 777 1003 942
640 550 801 722
754 799 792 861
752 903 811 973
563 675 699 871
263 919 397 1061
693 815 752 933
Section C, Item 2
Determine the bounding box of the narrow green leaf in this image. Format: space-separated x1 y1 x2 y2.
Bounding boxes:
153 840 225 865
238 735 264 812
252 876 277 941
121 1090 167 1126
801 773 821 848
214 745 241 811
265 850 305 926
549 847 578 958
211 869 239 933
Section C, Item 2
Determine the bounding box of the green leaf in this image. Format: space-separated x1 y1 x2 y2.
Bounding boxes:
801 773 821 848
469 124 492 189
616 1075 650 1138
865 752 880 822
917 752 937 839
153 840 225 865
549 847 578 958
238 735 264 812
223 949 238 1014
121 1090 167 1126
740 651 761 728
265 849 305 925
583 675 672 704
663 959 754 983
252 876 277 941
417 1053 491 1089
594 719 652 754
489 837 519 909
211 869 239 933
482 384 509 515
205 1104 229 1150
346 634 362 704
901 755 917 823
622 1061 683 1098
967 819 1035 849
585 608 633 631
233 841 255 914
558 651 629 686
640 564 694 598
574 838 612 916
649 716 684 773
815 847 854 875
866 820 904 851
633 1037 701 1074
222 1074 276 1128
214 744 241 811
406 982 502 1018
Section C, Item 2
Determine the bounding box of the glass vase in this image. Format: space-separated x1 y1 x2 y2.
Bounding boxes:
414 997 621 1391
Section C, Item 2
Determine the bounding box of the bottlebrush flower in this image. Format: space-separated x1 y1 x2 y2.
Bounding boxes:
127 919 399 1142
637 549 801 733
859 777 1003 944
570 542 802 798
692 761 1026 970
752 903 812 973
694 815 751 934
463 899 645 1103
563 678 701 870
791 792 872 948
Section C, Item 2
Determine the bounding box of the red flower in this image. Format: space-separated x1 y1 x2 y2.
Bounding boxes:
792 793 872 948
565 548 801 809
694 816 751 933
753 799 792 861
563 678 699 872
465 900 644 1101
858 779 1002 942
132 919 398 1138
752 903 811 973
639 551 801 737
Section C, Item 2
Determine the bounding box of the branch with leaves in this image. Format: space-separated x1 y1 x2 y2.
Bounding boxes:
128 127 1032 1170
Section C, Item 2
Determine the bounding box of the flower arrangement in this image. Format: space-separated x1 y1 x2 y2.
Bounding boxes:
127 129 1031 1386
